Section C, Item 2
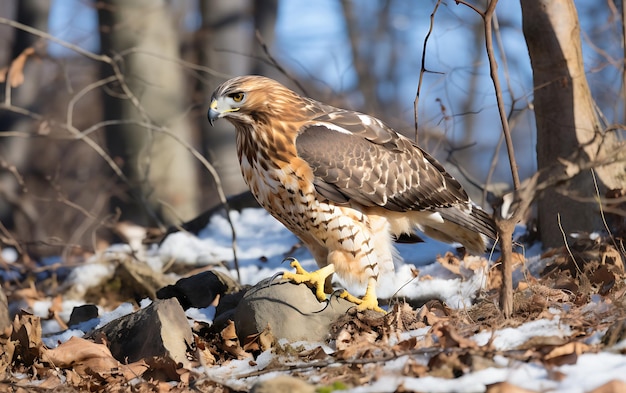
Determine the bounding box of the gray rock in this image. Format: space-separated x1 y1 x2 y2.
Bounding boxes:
234 278 355 343
250 375 315 393
86 298 194 368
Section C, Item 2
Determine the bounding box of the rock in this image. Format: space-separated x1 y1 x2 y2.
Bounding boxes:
0 284 10 331
250 375 316 393
234 278 355 343
213 289 247 332
68 304 99 328
157 269 240 310
85 298 194 368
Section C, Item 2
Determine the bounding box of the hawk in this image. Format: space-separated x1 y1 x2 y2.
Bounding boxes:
208 76 496 312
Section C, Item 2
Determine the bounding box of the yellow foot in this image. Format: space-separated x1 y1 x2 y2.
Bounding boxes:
340 291 385 313
339 277 385 313
282 260 335 302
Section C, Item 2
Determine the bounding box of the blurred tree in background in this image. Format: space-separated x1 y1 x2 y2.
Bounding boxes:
0 0 623 260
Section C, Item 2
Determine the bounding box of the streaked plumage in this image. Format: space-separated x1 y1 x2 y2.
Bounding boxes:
208 75 496 312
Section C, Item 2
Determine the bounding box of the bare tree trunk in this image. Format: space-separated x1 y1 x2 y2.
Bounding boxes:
197 0 253 201
0 0 49 235
98 0 199 227
197 0 278 205
340 0 381 113
521 0 626 248
251 0 279 78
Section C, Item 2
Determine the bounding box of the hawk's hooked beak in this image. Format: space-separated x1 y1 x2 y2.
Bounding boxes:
208 97 241 126
208 99 220 126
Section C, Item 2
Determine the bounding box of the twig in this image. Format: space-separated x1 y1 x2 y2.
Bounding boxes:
481 12 519 205
454 0 485 17
455 0 520 318
0 17 112 64
414 0 443 144
482 3 520 191
232 347 442 379
255 30 308 96
117 47 232 80
590 168 621 252
557 213 583 275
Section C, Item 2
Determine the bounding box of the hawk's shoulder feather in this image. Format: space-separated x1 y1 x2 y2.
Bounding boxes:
295 109 470 213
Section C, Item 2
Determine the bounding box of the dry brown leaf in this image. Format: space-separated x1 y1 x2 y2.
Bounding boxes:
0 47 35 88
36 374 63 390
304 347 330 362
335 328 379 353
44 336 116 367
602 319 626 347
335 339 390 360
588 380 626 393
591 265 616 295
486 381 537 393
44 337 149 381
431 322 477 349
417 301 450 326
402 357 429 377
393 334 435 352
531 284 573 302
242 324 274 352
436 252 462 275
11 314 44 366
463 255 488 272
517 335 569 351
427 351 467 378
219 320 251 359
50 295 68 331
393 337 419 352
544 341 590 360
600 245 624 273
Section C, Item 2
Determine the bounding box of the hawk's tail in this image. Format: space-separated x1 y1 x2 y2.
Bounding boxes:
436 205 496 239
431 205 497 254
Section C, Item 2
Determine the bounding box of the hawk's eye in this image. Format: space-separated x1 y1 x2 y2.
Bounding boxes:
229 92 245 103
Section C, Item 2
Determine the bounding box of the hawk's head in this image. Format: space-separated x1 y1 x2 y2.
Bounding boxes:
208 76 315 128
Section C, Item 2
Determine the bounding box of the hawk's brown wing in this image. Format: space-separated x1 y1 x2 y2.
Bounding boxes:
295 110 496 239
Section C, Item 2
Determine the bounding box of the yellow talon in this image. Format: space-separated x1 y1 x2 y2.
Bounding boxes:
282 260 335 302
339 278 385 314
282 260 385 313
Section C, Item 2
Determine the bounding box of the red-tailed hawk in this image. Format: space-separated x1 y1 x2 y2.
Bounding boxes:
208 76 496 312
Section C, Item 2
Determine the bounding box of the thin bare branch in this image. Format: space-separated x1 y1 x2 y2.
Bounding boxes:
117 47 233 80
483 5 521 190
455 0 521 318
414 0 443 144
454 0 485 17
0 17 111 64
255 30 308 96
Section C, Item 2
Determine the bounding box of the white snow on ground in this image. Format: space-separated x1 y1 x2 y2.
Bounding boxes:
29 207 626 392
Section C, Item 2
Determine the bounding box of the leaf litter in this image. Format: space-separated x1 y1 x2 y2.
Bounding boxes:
1 208 626 392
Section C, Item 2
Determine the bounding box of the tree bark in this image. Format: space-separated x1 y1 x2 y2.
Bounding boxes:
521 0 626 248
198 0 253 201
197 0 278 204
98 0 199 227
0 0 49 235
